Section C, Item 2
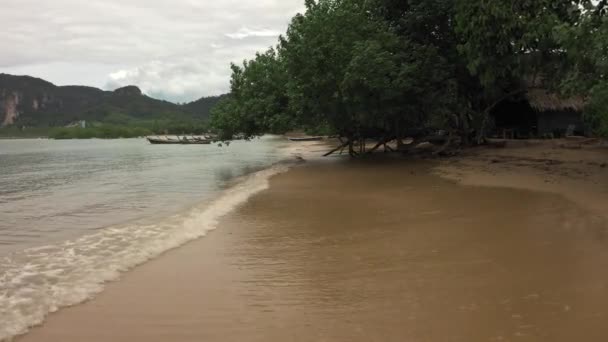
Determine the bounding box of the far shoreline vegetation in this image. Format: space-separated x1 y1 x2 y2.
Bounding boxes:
0 119 210 139
0 75 224 140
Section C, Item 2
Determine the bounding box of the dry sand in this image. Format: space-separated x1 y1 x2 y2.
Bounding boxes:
16 140 608 342
436 139 608 220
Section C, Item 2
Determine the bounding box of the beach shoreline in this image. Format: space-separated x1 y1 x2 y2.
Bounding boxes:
14 140 608 342
435 139 608 220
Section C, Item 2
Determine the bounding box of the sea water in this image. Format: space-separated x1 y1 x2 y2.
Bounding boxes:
0 136 293 340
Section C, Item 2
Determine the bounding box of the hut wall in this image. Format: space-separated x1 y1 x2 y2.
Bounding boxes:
537 110 584 137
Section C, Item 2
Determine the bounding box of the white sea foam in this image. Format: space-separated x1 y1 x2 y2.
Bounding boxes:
0 163 291 341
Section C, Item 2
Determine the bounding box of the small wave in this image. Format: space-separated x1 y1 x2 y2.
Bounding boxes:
0 163 291 341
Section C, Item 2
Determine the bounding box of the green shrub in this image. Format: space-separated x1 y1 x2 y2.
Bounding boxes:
48 125 153 139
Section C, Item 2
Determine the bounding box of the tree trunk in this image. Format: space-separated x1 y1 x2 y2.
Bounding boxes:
348 140 358 157
460 111 470 146
433 132 454 156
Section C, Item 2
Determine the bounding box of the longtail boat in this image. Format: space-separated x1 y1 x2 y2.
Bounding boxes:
146 136 212 145
287 136 324 142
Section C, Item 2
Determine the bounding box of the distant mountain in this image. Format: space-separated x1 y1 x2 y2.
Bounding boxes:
183 94 227 118
0 73 223 127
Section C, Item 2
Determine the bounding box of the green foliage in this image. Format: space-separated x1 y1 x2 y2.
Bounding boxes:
552 4 608 135
281 0 368 133
210 48 292 138
210 0 470 141
1 118 207 139
0 127 51 138
584 83 608 137
206 0 608 142
183 95 227 119
210 95 241 139
155 119 209 135
281 0 458 138
453 0 608 138
103 112 134 125
454 0 588 87
48 125 153 139
304 122 335 136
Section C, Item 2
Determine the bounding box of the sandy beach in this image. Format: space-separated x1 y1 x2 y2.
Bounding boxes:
16 141 608 342
436 139 608 220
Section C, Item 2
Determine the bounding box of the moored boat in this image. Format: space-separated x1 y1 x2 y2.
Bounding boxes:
287 136 324 142
146 136 212 145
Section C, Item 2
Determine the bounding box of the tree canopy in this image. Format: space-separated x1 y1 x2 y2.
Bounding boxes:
210 0 608 143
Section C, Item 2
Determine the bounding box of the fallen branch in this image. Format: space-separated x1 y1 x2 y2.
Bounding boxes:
323 140 350 157
367 137 387 154
432 132 453 156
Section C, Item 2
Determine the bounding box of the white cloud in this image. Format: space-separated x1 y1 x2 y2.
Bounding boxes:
105 59 231 103
0 0 305 102
225 27 281 40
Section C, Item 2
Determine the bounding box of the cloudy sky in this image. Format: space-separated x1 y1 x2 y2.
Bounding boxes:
0 0 304 103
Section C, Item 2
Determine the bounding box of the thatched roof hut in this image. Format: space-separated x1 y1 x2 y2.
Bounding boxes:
525 88 586 112
491 88 587 138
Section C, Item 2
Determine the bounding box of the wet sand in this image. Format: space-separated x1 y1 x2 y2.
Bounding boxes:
18 155 608 341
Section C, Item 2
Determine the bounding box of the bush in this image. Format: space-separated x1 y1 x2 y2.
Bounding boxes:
49 125 153 139
584 83 608 137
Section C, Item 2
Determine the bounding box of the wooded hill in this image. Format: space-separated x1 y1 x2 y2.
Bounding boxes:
0 73 223 127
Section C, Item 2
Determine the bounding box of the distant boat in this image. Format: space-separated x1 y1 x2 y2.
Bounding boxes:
288 136 324 142
146 136 212 145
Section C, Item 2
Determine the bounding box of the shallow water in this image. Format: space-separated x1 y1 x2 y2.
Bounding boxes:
0 136 293 340
17 159 608 342
0 137 290 251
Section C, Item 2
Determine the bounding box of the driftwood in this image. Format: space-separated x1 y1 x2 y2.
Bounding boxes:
323 140 350 157
322 136 363 157
367 136 395 154
367 139 385 154
323 133 454 157
432 133 453 156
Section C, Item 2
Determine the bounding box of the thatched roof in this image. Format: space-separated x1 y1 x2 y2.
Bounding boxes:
525 88 585 112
